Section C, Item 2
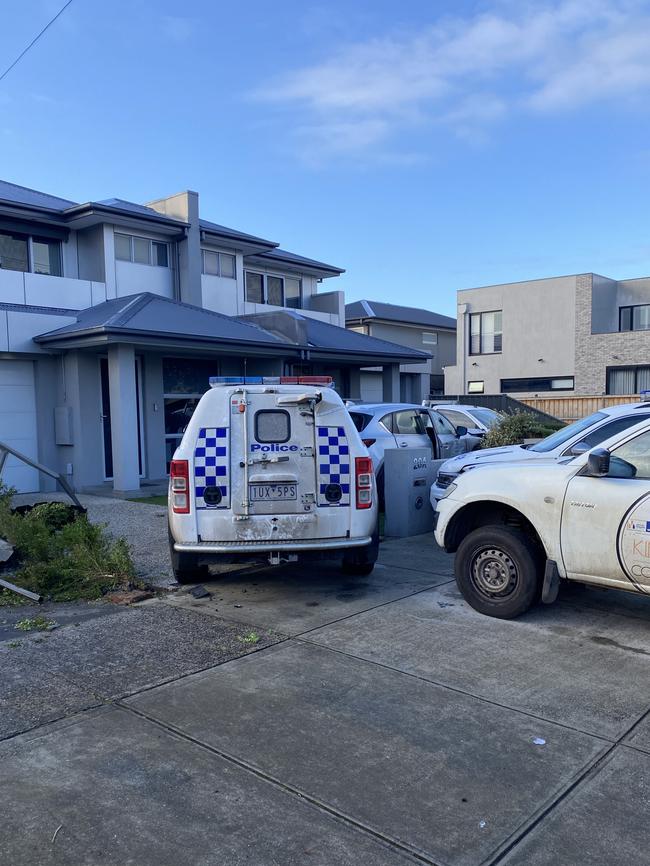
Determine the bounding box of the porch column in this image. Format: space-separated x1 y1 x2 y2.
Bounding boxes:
108 344 140 492
382 363 400 402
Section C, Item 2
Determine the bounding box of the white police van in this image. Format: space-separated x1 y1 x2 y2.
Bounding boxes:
168 376 378 583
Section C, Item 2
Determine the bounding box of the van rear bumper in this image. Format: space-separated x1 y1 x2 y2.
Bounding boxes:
173 536 372 554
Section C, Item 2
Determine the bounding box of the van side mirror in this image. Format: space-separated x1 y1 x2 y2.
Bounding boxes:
570 440 590 456
456 425 468 437
585 448 610 477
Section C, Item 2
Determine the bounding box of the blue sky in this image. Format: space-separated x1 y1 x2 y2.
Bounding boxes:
2 0 650 317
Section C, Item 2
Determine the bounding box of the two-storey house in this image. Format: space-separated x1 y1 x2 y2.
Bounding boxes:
0 180 427 493
444 272 650 399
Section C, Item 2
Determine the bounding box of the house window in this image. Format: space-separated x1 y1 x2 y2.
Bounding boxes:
470 311 502 354
620 305 650 331
501 376 574 392
467 380 484 393
201 249 236 279
245 271 264 303
607 366 650 395
285 277 301 308
267 275 284 306
422 332 438 344
115 233 169 267
0 230 62 276
245 271 297 307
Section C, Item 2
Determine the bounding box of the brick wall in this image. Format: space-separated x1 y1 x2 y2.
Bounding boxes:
574 273 650 394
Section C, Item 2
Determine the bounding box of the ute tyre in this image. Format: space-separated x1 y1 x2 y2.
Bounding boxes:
455 526 542 619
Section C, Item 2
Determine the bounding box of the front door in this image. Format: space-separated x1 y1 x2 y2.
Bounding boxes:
99 357 145 481
560 427 650 592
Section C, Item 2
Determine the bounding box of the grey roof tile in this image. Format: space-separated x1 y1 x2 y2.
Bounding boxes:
0 179 77 211
346 299 456 330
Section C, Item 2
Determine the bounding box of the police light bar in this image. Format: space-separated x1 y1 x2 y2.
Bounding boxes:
210 376 333 387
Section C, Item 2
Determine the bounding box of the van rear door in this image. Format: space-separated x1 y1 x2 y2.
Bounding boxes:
232 390 316 516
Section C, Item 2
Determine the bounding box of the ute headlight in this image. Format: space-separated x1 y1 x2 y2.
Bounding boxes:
439 483 458 499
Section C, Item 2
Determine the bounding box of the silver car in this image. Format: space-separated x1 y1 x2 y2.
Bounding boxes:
428 403 501 438
349 402 481 504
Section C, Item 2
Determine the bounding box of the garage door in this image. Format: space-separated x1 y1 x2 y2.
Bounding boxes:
360 372 383 403
0 361 39 493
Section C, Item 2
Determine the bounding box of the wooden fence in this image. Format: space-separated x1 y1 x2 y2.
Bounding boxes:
520 395 645 423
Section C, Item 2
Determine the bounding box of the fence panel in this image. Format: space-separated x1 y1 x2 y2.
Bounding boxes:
520 395 644 422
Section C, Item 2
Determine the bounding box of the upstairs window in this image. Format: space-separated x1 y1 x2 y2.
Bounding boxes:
245 271 301 308
470 311 502 354
201 249 236 279
115 233 169 267
0 230 61 276
620 305 650 331
422 332 438 344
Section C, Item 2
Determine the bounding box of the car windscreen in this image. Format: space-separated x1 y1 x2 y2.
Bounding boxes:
349 412 372 433
528 411 607 453
468 408 500 428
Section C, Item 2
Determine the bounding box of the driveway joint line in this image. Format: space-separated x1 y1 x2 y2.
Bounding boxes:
117 701 444 866
293 639 617 742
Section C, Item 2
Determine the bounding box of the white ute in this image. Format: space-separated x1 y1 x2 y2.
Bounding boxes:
434 417 650 618
168 376 378 583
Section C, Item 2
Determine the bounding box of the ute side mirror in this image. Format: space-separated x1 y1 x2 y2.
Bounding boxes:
585 448 610 477
456 425 468 438
570 440 590 456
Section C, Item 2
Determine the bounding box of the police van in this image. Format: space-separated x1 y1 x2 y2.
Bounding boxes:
168 376 378 583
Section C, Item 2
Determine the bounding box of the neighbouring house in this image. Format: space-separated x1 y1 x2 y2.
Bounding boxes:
444 272 650 398
345 300 456 403
0 180 428 493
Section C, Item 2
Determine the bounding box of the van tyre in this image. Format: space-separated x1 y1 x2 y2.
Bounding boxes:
455 526 542 619
169 529 209 584
342 526 379 576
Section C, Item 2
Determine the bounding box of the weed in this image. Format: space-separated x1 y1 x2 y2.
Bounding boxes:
7 640 21 648
238 631 260 644
14 615 56 632
0 486 135 601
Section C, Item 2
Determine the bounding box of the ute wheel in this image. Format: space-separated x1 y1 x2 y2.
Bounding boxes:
342 525 379 576
455 525 542 619
168 528 209 584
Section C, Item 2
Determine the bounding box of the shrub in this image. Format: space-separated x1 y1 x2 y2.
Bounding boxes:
0 487 135 601
480 411 564 448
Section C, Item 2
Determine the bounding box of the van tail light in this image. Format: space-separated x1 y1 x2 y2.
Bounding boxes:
355 457 373 509
361 438 376 447
170 460 190 514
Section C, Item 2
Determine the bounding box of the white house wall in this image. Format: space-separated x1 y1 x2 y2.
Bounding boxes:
114 260 174 299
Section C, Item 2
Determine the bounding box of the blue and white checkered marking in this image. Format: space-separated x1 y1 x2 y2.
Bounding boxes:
194 427 229 509
317 426 350 507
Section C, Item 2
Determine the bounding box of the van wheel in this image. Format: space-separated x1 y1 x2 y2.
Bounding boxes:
455 526 542 619
169 529 209 584
342 526 379 577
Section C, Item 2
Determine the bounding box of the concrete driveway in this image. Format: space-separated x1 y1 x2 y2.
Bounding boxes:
3 532 650 865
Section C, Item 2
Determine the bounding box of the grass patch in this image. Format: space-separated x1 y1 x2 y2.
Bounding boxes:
0 490 136 602
127 495 167 506
14 615 56 632
238 631 260 645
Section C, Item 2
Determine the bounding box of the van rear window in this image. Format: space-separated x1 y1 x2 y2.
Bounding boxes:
255 410 290 443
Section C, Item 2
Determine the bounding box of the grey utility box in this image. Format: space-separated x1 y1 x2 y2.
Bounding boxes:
383 448 444 538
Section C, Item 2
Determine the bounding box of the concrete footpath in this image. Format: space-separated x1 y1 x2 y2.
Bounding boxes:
2 532 650 865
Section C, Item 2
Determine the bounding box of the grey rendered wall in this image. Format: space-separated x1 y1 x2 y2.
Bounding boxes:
77 226 106 283
446 275 578 395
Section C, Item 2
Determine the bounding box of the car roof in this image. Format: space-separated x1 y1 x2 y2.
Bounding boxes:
352 403 430 413
433 404 493 412
597 401 650 417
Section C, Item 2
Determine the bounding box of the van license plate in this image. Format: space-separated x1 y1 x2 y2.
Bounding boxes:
249 483 297 502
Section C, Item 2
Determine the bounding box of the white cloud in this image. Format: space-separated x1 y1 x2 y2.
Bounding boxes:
254 0 650 159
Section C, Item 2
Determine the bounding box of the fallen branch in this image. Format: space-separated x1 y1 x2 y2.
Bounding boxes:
0 577 41 603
